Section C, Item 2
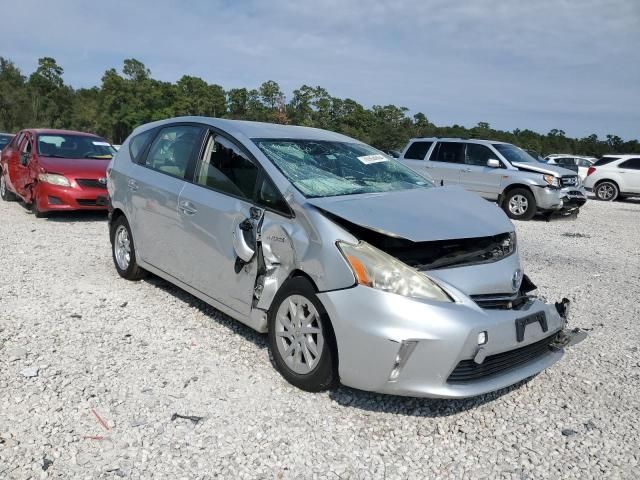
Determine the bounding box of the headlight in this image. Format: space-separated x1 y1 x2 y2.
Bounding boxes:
543 174 559 187
39 173 71 187
337 241 453 303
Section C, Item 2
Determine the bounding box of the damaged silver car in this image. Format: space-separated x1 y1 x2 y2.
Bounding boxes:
107 117 579 398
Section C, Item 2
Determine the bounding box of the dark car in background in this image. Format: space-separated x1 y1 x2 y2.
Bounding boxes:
0 129 115 217
0 133 14 151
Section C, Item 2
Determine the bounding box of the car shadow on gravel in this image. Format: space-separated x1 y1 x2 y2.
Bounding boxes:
42 211 108 222
328 377 535 417
144 275 268 348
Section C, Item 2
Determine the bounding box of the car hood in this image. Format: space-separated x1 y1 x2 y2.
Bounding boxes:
511 162 576 177
307 186 513 242
38 156 110 177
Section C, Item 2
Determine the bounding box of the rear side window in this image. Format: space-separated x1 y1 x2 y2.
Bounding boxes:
144 125 201 179
594 157 619 166
432 142 464 163
404 141 433 160
129 129 155 163
618 158 640 170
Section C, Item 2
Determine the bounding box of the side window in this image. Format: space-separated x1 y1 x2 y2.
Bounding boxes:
433 142 464 163
196 134 259 199
619 158 640 170
129 129 155 164
256 175 291 215
144 125 201 179
404 141 433 160
465 143 495 166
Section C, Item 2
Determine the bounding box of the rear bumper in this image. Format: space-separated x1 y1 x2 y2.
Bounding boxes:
318 285 567 398
34 182 109 212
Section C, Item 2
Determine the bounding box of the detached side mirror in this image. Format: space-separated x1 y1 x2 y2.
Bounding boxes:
487 159 501 168
20 152 30 166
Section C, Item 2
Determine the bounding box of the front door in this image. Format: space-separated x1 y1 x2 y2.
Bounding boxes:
177 132 262 316
129 124 204 278
426 141 465 186
459 143 504 200
11 133 33 197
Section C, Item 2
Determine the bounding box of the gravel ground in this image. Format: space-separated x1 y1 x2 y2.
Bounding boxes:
1 196 639 479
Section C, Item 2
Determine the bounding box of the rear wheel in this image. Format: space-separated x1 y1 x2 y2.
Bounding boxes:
111 215 146 280
268 277 338 392
594 181 619 201
503 188 537 220
0 172 16 201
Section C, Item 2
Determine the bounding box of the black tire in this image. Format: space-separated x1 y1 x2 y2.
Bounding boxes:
503 188 537 221
0 171 16 201
594 180 619 201
268 277 338 392
111 215 146 280
31 193 47 218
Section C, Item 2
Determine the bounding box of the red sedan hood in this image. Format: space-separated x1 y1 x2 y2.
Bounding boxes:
38 156 110 178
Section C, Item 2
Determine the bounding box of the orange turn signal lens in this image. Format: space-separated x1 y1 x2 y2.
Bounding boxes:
347 255 371 286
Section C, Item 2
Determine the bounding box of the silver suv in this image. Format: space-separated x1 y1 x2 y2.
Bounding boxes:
106 117 578 398
399 138 587 220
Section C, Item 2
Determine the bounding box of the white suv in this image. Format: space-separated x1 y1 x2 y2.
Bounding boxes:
583 155 640 201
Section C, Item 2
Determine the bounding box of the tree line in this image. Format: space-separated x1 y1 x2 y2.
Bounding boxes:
1 56 637 156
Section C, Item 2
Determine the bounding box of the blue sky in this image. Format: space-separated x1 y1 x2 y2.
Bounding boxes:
1 0 639 140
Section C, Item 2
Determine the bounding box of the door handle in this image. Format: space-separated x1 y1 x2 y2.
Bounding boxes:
127 179 138 191
462 168 472 173
179 200 197 215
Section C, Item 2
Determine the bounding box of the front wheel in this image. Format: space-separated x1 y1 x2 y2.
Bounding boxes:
503 188 537 220
268 277 338 392
0 172 16 201
594 181 619 201
111 215 146 280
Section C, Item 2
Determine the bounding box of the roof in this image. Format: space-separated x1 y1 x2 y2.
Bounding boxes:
28 129 104 137
134 116 358 142
409 137 509 145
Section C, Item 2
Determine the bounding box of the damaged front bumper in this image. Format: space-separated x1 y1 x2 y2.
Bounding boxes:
318 286 583 398
535 185 588 214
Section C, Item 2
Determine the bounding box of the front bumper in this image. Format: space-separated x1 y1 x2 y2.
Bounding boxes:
34 182 109 213
534 185 587 213
319 285 567 398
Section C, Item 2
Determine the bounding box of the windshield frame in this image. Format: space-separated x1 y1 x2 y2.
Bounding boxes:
36 133 116 160
492 143 541 164
252 138 433 199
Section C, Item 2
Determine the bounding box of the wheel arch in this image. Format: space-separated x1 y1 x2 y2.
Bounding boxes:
499 183 534 206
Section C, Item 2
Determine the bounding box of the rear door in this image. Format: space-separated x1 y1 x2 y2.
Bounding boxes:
129 123 204 278
617 158 640 193
177 131 289 316
459 143 503 200
2 132 23 194
428 141 465 186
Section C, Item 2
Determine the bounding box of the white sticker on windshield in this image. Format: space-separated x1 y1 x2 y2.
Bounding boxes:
326 154 336 160
357 154 388 165
92 141 111 146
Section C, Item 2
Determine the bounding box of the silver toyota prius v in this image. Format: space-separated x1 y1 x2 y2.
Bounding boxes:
107 117 579 398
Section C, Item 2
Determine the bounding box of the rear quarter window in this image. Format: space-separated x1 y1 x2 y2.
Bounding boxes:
594 157 619 166
128 129 155 163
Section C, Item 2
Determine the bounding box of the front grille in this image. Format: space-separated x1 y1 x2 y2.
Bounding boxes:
77 179 107 189
561 176 579 187
447 334 556 383
471 293 526 310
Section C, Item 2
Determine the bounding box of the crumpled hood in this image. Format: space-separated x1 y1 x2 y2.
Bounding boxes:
38 156 110 177
307 186 514 242
512 162 576 177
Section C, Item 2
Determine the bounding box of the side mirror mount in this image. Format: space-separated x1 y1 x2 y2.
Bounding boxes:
487 159 501 168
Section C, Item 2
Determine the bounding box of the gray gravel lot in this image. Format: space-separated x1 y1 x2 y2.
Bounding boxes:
1 197 639 479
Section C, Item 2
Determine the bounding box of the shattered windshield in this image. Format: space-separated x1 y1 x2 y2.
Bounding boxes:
254 139 432 198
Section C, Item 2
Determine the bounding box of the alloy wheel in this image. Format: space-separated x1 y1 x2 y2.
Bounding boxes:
114 225 131 271
0 175 6 198
596 183 616 201
274 294 324 375
508 194 529 216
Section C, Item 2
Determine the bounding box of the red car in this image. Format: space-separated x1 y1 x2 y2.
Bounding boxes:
0 129 115 216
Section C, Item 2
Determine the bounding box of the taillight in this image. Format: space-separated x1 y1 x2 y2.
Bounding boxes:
587 166 596 176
